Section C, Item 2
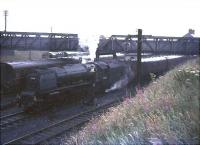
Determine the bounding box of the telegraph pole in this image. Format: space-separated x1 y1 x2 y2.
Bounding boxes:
137 29 142 88
4 10 8 32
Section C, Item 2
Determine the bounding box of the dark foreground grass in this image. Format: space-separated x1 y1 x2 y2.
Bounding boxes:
68 58 200 145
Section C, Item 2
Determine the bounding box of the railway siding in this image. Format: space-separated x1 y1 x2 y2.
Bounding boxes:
1 89 125 145
3 99 120 145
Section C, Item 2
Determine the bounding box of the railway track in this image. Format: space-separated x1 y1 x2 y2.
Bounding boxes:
3 100 119 145
0 111 27 130
1 94 17 110
1 100 17 111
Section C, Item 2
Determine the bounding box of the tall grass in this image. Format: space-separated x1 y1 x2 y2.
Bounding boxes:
68 58 200 145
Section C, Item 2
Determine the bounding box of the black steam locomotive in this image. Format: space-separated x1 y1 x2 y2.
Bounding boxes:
18 60 127 110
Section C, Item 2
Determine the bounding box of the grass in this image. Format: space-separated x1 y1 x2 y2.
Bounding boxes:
67 58 200 145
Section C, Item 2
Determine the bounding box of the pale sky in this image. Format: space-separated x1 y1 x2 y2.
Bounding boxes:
0 0 200 53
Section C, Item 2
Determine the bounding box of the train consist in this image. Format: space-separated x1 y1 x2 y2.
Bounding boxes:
0 58 81 96
1 53 191 111
16 55 190 111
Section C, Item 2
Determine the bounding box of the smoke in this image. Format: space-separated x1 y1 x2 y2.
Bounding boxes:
105 75 129 92
105 65 134 93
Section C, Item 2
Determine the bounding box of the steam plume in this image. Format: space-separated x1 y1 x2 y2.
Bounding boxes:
105 65 134 92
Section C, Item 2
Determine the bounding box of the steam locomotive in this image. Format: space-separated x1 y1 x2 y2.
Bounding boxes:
0 58 81 96
18 60 128 110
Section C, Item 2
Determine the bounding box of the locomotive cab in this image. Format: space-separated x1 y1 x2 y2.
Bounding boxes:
19 69 57 109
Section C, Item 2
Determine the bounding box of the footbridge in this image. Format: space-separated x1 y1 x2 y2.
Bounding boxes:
0 31 79 51
96 34 200 58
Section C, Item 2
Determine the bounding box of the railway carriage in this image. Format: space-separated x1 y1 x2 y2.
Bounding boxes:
0 58 81 96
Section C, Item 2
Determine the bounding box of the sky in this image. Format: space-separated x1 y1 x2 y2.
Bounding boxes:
0 0 200 54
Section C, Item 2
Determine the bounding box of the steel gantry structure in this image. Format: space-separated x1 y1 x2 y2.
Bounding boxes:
96 34 200 58
0 31 79 51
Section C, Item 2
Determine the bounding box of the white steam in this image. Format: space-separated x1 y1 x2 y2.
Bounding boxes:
105 75 129 92
105 65 134 93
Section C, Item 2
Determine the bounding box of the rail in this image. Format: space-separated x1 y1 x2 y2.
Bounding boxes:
3 100 119 145
0 111 26 130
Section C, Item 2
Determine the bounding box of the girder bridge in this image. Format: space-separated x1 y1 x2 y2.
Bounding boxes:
96 34 200 58
0 31 79 51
